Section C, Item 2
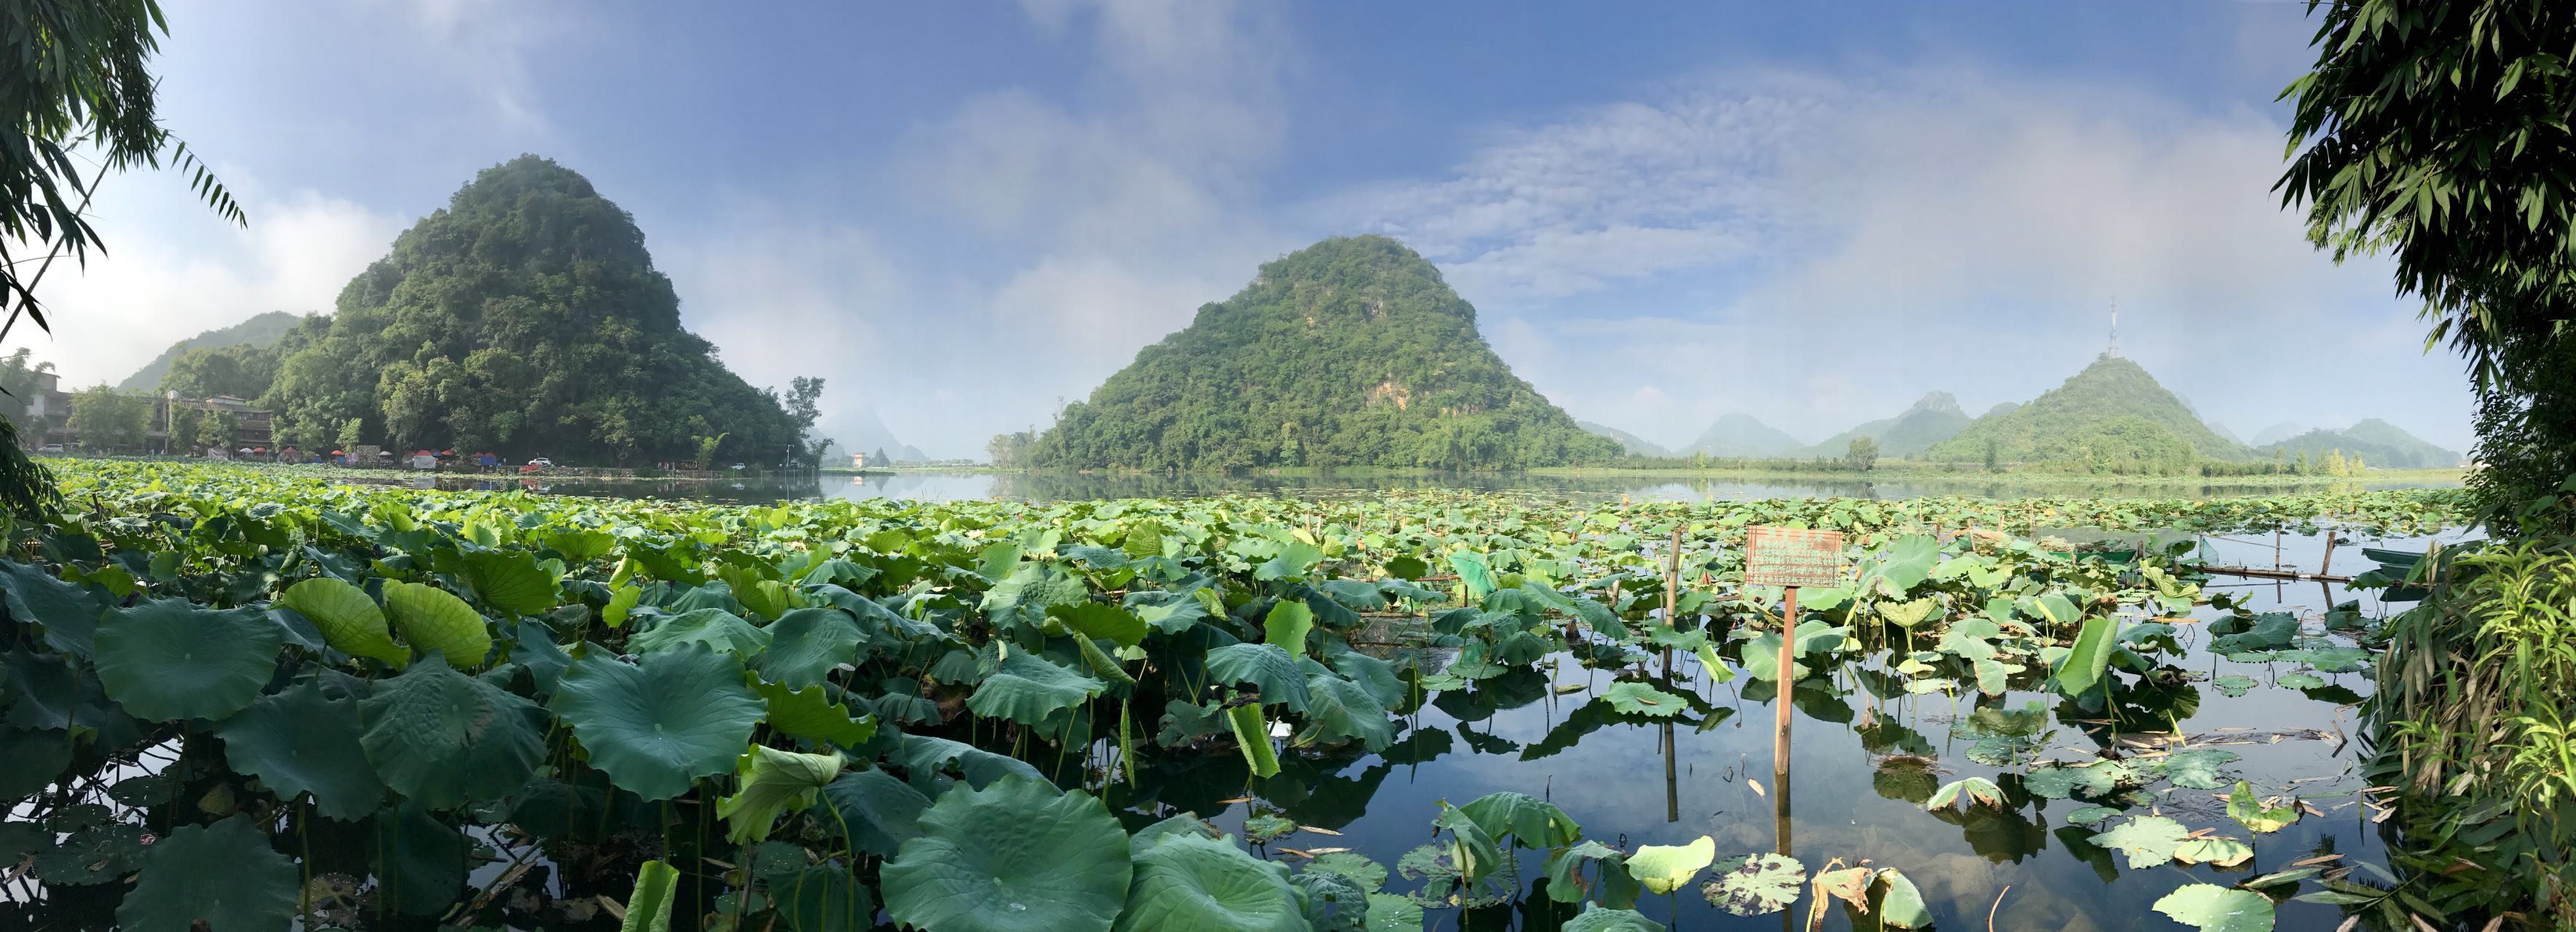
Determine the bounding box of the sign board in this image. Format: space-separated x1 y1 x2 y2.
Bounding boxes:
1744 526 1846 588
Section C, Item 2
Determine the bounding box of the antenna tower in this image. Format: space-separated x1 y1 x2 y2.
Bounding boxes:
2107 297 2120 358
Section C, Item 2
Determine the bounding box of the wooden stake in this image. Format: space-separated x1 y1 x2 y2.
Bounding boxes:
1773 586 1799 773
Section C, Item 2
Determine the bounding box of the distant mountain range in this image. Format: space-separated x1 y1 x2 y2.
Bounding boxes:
116 311 302 392
1577 421 1672 458
2249 422 2309 446
1794 392 1973 458
2257 419 2460 469
1679 413 1805 458
1925 355 2245 467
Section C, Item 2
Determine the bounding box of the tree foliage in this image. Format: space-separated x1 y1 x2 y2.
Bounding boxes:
66 385 146 451
159 341 283 400
1926 356 2244 473
1020 236 1616 471
255 157 806 463
2279 0 2576 525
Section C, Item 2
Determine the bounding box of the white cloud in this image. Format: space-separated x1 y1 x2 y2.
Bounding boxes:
11 176 405 387
1347 66 2476 452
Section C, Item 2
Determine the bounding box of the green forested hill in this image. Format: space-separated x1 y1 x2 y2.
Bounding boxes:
2258 419 2461 468
1796 392 1972 458
1023 236 1616 470
254 156 807 462
1925 355 2248 469
116 311 302 392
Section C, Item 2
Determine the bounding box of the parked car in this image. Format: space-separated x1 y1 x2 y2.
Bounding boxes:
527 457 555 468
37 444 63 454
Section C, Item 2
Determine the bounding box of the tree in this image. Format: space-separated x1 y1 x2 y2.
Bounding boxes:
1844 435 1880 472
0 348 53 442
336 417 363 451
160 343 280 399
66 385 146 451
167 405 200 452
2280 1 2576 526
694 433 728 472
197 409 238 451
1983 438 2001 473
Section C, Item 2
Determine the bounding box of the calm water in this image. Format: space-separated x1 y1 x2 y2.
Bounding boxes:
390 470 2457 506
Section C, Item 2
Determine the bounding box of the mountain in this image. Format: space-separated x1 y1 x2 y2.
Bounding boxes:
2208 422 2245 444
116 311 302 392
257 156 808 463
2250 421 2309 446
1679 414 1803 458
1982 402 2021 418
2257 419 2461 469
821 405 917 464
1023 236 1616 470
1926 355 2248 469
1796 392 1972 458
1578 421 1672 458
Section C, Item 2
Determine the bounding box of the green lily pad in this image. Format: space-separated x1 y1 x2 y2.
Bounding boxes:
757 607 862 689
1302 673 1398 751
456 548 562 617
383 580 492 669
718 745 843 844
217 681 387 819
1600 682 1685 718
820 767 931 857
1873 866 1934 929
1925 776 2005 811
1701 851 1803 915
2226 781 2299 833
31 822 146 885
552 644 767 801
2023 762 2124 799
1564 905 1662 931
116 816 299 932
276 577 406 668
92 599 280 722
1627 835 1716 895
1307 852 1389 892
966 652 1106 735
750 676 876 749
883 777 1131 932
1205 643 1311 713
0 727 73 799
1457 791 1581 849
2089 815 2191 869
2065 805 2124 824
2162 749 2242 790
0 561 103 658
1120 832 1307 931
2173 837 2255 866
2151 883 2276 932
2211 675 2257 698
1365 893 1425 931
2277 672 2328 690
1244 814 1298 843
357 656 546 810
628 607 771 658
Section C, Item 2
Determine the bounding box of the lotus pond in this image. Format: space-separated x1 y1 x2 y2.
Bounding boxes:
0 461 2473 931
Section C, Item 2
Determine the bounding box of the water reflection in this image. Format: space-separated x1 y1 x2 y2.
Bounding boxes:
375 469 2459 506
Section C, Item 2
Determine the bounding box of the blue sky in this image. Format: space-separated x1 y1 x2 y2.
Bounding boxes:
34 0 2475 457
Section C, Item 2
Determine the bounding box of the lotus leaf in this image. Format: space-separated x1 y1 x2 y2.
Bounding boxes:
1600 682 1685 718
1205 642 1311 712
627 607 769 658
216 681 386 818
1701 851 1803 915
1118 832 1306 932
92 599 278 722
0 561 101 658
893 732 1047 791
1293 868 1368 931
0 727 71 798
757 607 862 688
966 652 1106 733
1925 776 2005 811
374 800 466 914
2162 749 2242 790
2226 781 2299 833
2065 805 2123 824
2023 761 2124 799
2056 614 2119 696
1244 813 1297 842
2212 674 2257 698
1263 598 1315 657
718 744 843 843
2089 815 2191 869
1564 905 1663 931
750 676 876 748
458 548 562 617
1303 672 1397 751
883 777 1132 932
1052 601 1150 647
622 859 680 932
1627 834 1717 895
822 767 931 856
1307 851 1389 891
552 644 766 800
2151 883 2276 932
2173 837 2255 866
1873 867 1934 928
1543 840 1642 908
115 816 298 932
1877 596 1939 628
1813 865 1875 912
31 822 146 885
1457 791 1581 849
1366 893 1425 931
276 577 406 668
358 657 545 810
382 581 492 669
2276 671 2328 690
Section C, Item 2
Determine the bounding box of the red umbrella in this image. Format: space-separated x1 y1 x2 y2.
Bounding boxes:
330 449 344 456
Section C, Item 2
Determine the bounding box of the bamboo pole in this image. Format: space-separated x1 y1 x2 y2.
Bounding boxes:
1773 586 1799 773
